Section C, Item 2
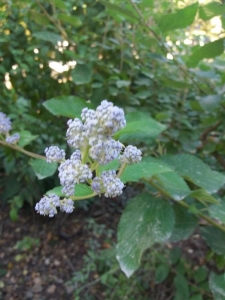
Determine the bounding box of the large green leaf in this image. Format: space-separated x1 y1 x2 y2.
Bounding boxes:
114 112 166 143
201 226 225 255
198 94 221 111
209 198 225 224
51 0 67 9
189 189 219 204
71 64 92 85
199 2 225 20
169 205 198 242
46 184 93 197
58 14 82 27
187 39 224 67
209 272 225 300
116 194 174 277
174 274 190 300
120 156 173 183
29 159 57 180
162 154 225 194
43 96 90 118
99 0 139 22
155 172 190 200
158 2 198 32
18 130 39 147
33 31 62 44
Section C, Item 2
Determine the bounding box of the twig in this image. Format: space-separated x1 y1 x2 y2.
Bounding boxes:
0 140 45 160
145 178 225 234
36 0 68 40
128 0 208 94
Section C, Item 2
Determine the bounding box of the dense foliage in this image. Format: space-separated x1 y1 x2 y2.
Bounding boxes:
1 0 225 298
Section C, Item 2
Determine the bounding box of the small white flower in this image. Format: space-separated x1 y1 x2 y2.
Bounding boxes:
5 133 20 144
0 112 12 134
91 170 124 198
45 146 66 163
35 194 60 217
120 145 142 164
89 139 122 165
58 159 92 196
60 198 74 213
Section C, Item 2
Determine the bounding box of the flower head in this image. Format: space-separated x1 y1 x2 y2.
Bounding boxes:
5 133 20 144
35 194 60 217
120 145 142 165
0 112 12 134
45 146 66 163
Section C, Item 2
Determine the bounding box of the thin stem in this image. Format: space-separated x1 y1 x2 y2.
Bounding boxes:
117 162 127 178
36 0 68 40
0 140 46 160
71 192 97 201
82 145 90 164
128 0 208 94
146 178 225 234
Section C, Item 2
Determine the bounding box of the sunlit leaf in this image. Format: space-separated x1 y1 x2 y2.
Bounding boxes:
43 96 91 118
187 39 224 67
158 2 198 32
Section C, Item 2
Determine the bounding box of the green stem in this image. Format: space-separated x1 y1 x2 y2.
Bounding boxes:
71 192 97 201
0 140 46 160
146 178 225 234
82 145 90 164
117 162 127 178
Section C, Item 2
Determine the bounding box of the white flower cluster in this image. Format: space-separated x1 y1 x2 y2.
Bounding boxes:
45 146 66 163
5 133 20 144
67 100 126 165
58 157 92 196
92 170 124 198
0 112 20 144
0 112 12 134
37 100 142 217
120 145 142 165
35 194 74 217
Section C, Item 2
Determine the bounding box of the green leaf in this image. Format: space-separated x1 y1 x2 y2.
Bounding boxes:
162 154 225 194
190 189 219 204
209 272 225 300
33 31 62 44
209 198 225 224
155 172 190 200
46 184 93 197
114 112 166 143
99 159 120 173
187 39 224 67
189 295 203 300
199 2 225 20
201 226 225 255
174 274 190 300
58 14 82 27
155 264 170 283
116 80 130 88
51 0 67 9
169 205 198 242
99 0 139 22
9 207 18 222
71 63 92 85
120 156 173 183
116 194 174 277
158 2 198 32
198 94 221 111
43 96 90 118
193 267 208 283
18 130 39 147
29 159 57 180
